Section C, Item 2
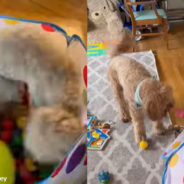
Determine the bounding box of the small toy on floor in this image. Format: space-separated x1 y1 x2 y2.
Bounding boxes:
168 124 184 137
87 116 96 131
174 108 184 118
98 170 110 184
87 116 112 151
87 129 110 150
139 140 148 150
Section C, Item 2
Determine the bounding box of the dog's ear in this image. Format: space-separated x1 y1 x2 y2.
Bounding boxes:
160 84 174 110
160 84 173 96
145 97 160 121
145 84 174 120
144 90 163 121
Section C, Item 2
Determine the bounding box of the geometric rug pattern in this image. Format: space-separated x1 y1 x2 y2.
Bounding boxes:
87 51 174 184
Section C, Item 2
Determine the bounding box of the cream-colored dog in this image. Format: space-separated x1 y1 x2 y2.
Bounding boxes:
107 29 174 143
0 27 84 163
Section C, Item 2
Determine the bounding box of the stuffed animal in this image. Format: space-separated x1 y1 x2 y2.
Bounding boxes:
87 0 125 43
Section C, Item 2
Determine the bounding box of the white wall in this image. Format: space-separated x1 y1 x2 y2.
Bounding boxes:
168 0 184 9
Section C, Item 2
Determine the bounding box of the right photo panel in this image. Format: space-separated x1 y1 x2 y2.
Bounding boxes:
87 0 184 184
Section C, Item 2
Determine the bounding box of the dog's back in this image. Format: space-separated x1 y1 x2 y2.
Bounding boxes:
109 56 150 86
108 29 151 90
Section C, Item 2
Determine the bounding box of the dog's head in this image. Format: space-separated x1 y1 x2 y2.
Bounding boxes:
142 80 174 121
25 107 84 163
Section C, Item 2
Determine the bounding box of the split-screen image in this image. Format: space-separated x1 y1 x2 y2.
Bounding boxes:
0 0 183 184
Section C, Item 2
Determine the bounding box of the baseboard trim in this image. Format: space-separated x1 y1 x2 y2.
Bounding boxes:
167 8 184 20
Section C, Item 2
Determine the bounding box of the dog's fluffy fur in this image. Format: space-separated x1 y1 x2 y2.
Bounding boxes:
107 30 174 143
0 27 84 163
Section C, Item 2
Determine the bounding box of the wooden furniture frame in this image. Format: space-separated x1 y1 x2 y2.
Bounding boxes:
125 0 168 41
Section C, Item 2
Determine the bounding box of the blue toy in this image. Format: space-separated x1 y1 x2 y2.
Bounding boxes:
98 170 110 184
87 128 110 150
87 115 96 131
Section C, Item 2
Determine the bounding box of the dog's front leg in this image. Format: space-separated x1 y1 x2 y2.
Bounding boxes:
152 120 166 135
130 108 146 143
107 70 131 122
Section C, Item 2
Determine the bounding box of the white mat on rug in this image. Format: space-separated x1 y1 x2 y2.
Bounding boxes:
87 50 174 184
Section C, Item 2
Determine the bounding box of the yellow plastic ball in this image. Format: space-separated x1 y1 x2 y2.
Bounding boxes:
25 158 37 171
16 117 26 129
0 141 15 184
139 140 148 149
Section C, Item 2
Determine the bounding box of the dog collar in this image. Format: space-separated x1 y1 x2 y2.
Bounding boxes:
134 80 144 109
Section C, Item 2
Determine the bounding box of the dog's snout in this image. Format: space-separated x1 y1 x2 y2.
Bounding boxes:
167 103 174 112
169 103 174 110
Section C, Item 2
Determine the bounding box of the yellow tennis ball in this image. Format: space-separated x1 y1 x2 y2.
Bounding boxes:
139 140 148 149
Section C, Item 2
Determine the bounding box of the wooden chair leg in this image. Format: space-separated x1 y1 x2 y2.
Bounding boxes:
132 24 136 52
132 24 136 38
163 19 168 49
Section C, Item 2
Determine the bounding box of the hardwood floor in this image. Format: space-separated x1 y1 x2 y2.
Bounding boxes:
0 0 87 45
136 21 184 126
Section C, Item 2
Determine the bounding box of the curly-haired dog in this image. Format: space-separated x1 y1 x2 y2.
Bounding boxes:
107 30 174 143
0 27 84 163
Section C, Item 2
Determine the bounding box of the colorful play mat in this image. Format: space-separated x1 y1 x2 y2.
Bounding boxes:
0 16 87 184
87 41 117 57
162 130 184 184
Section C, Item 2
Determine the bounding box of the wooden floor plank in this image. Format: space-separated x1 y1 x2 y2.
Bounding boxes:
137 21 184 126
0 0 86 45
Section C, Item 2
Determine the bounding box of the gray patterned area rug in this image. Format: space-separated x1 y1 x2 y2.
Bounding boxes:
87 51 174 184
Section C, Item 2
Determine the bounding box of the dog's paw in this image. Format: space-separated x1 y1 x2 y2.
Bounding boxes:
135 135 141 144
121 118 131 123
135 134 146 144
120 113 131 123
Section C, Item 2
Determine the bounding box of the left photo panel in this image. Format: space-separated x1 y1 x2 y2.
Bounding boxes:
0 1 87 184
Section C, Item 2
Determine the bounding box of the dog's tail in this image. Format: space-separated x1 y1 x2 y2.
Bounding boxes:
110 28 135 58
